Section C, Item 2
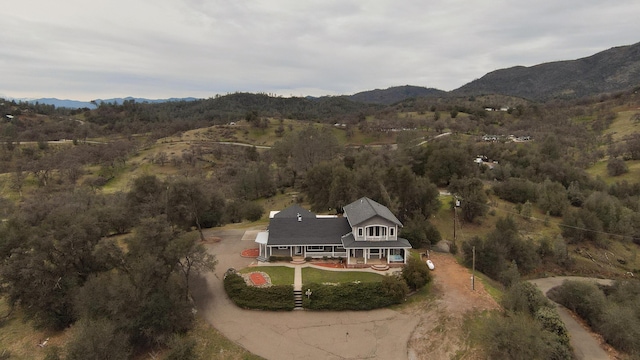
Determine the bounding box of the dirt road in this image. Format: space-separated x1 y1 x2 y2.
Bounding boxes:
529 277 614 360
408 252 499 360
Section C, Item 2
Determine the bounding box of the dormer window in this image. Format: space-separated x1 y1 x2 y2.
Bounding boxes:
365 226 387 240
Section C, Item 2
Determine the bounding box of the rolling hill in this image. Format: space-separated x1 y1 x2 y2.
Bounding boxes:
453 42 640 101
346 85 446 105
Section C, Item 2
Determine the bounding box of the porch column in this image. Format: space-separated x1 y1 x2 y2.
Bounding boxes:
364 249 368 264
404 249 407 264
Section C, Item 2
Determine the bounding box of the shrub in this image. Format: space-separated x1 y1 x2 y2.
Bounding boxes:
242 201 264 222
269 255 293 262
547 280 607 327
598 304 640 354
401 256 432 291
501 281 551 316
65 319 132 360
607 157 628 176
535 307 570 347
482 312 571 360
302 281 404 310
381 274 409 301
223 273 294 311
166 335 197 360
493 178 537 204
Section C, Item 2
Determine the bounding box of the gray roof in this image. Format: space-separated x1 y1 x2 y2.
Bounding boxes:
341 233 412 249
343 197 402 227
273 204 316 219
267 216 351 246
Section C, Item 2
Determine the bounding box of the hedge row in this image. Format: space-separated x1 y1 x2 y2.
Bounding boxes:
223 273 294 311
301 278 406 311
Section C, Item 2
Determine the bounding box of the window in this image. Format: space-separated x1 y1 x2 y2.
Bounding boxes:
307 246 325 251
277 246 288 250
366 226 387 239
390 227 395 237
358 228 363 237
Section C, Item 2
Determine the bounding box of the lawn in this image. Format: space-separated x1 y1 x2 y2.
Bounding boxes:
301 268 384 284
239 266 294 286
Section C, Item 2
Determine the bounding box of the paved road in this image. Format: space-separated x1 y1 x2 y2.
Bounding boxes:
191 227 419 360
529 277 614 360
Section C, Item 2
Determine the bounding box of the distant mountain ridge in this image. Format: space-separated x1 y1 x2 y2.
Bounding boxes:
453 42 640 101
8 41 640 107
18 96 199 109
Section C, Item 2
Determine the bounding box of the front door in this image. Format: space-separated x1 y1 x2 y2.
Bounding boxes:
294 246 302 256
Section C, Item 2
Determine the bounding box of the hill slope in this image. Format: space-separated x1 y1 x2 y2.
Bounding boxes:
347 85 446 105
453 42 640 101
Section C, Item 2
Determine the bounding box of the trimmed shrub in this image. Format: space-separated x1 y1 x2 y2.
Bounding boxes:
269 255 293 262
223 273 294 311
302 281 404 310
381 274 410 301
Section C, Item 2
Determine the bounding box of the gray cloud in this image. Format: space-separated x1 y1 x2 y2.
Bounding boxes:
1 0 639 100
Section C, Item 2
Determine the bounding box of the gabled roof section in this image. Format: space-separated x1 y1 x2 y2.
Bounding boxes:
273 204 316 219
268 217 351 246
343 197 402 227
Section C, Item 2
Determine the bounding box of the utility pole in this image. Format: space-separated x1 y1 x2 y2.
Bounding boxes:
453 205 456 246
472 246 476 291
453 197 460 247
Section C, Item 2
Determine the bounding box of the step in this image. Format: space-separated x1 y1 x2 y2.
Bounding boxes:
371 264 390 271
294 290 303 308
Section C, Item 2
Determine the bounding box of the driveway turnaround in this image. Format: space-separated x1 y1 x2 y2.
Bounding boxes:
191 227 419 360
529 277 614 360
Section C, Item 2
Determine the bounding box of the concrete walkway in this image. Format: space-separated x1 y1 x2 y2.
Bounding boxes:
529 277 614 360
294 266 302 291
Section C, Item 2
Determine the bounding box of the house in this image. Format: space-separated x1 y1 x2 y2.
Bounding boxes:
255 197 412 267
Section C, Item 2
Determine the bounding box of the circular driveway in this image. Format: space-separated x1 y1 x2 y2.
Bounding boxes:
191 227 419 360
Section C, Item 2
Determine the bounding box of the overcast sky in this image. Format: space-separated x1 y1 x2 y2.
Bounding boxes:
2 1 639 101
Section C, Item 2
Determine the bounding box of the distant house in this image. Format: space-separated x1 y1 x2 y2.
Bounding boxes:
255 197 411 267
